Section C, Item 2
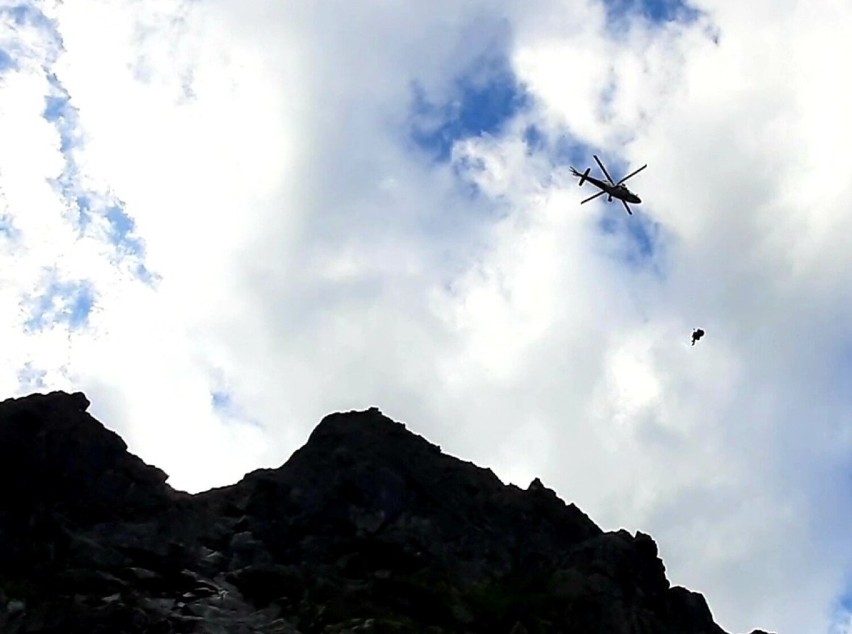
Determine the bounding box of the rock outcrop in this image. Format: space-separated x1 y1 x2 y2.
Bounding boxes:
0 391 765 633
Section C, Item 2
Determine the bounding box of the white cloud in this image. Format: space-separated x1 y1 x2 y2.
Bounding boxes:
3 0 852 632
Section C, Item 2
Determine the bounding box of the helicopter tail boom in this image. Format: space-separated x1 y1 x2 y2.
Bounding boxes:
571 166 591 186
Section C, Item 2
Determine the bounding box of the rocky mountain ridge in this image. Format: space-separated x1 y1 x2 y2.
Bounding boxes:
0 391 771 633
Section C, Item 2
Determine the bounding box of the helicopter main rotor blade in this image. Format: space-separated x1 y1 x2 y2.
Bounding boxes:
580 189 606 204
593 155 616 185
617 164 647 184
622 200 633 215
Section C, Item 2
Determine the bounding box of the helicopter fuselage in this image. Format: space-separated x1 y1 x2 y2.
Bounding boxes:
582 175 641 204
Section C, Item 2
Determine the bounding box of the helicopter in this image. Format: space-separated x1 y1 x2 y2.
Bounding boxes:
570 155 647 215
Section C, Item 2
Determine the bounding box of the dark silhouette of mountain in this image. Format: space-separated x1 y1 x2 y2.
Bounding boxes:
0 391 772 634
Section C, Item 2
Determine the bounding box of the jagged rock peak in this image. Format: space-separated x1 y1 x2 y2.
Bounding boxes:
527 476 558 496
0 388 91 414
0 390 174 524
308 406 443 454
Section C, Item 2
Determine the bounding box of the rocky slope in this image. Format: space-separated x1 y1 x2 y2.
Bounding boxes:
0 391 769 634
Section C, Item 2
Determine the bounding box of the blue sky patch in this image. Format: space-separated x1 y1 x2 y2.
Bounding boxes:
44 75 80 152
605 0 702 25
107 204 133 239
41 72 153 282
134 263 159 286
2 4 52 29
831 591 852 633
211 390 232 412
409 56 529 161
0 48 15 72
25 278 96 332
523 125 546 154
43 94 69 122
210 386 264 429
17 362 46 390
0 213 17 239
598 211 667 274
2 5 30 26
75 194 92 228
554 138 597 169
106 204 144 257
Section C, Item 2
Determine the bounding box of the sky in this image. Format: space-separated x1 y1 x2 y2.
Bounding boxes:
1 0 851 631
